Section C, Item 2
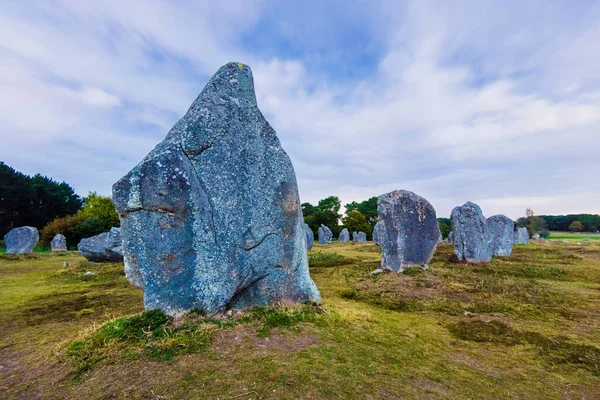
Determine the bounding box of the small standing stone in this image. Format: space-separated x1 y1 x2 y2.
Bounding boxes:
50 234 67 252
532 233 541 240
4 226 39 255
78 227 124 262
352 231 358 243
305 223 314 250
448 231 454 244
373 222 381 245
451 201 492 263
357 232 367 243
486 215 514 256
338 228 350 243
513 227 529 245
318 224 332 244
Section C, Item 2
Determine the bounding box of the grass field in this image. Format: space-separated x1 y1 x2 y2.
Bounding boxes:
549 231 600 241
1 241 600 398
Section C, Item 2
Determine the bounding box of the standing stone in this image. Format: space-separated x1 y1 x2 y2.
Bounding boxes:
338 228 350 243
532 233 541 240
448 231 454 244
513 227 529 245
78 227 124 262
372 222 381 245
451 202 492 263
112 62 320 316
358 232 367 243
318 224 332 244
50 234 67 252
305 223 314 250
377 190 440 272
4 227 39 255
486 215 514 256
352 231 358 243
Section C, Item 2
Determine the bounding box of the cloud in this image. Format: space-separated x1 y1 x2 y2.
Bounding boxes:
0 0 599 220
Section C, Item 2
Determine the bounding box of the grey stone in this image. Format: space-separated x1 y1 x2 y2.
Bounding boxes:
358 232 367 243
372 222 381 245
4 226 38 255
305 223 314 250
532 233 541 240
84 271 96 276
371 269 384 275
513 227 529 245
451 202 492 263
448 231 454 244
377 190 440 272
50 234 67 252
112 62 320 316
63 261 69 268
486 214 514 256
77 227 124 262
352 231 358 243
318 224 332 244
338 228 350 243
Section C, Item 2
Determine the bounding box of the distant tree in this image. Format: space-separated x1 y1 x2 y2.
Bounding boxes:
40 213 86 248
80 192 120 230
438 218 451 239
569 221 584 232
526 208 535 217
342 210 371 236
345 197 378 226
75 217 107 239
302 196 342 236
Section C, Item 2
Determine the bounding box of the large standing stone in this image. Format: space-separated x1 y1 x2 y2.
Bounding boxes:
358 232 367 243
112 62 320 316
513 227 529 245
78 227 124 262
377 190 440 272
451 202 492 263
318 224 332 244
50 234 67 252
338 228 350 243
4 227 39 255
486 215 514 256
305 223 314 250
372 222 381 245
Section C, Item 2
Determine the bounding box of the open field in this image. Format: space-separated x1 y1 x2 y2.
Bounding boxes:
549 231 600 241
1 241 600 399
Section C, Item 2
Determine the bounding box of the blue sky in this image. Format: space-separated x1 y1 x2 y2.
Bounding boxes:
1 0 599 219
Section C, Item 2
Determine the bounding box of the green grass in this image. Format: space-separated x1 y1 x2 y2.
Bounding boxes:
1 241 600 398
549 231 600 241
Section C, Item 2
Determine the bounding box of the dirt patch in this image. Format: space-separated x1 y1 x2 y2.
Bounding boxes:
449 353 501 378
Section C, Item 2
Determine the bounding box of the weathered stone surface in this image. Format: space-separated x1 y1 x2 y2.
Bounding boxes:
513 227 529 245
377 190 440 272
372 222 381 245
318 224 332 244
352 231 358 243
4 226 38 254
305 223 314 250
112 62 320 316
338 228 350 243
451 202 492 263
50 234 67 252
358 232 367 243
78 227 124 262
448 231 454 244
486 215 514 256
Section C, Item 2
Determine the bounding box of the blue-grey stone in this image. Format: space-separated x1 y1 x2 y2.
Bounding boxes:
358 231 367 243
352 231 358 243
448 231 454 244
50 234 67 252
78 227 124 262
377 190 440 272
372 222 381 245
305 223 314 250
451 202 492 263
486 214 514 256
112 62 320 316
513 227 529 245
4 226 38 254
318 224 332 244
338 228 350 243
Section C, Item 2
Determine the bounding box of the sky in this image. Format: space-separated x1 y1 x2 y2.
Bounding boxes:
1 0 599 219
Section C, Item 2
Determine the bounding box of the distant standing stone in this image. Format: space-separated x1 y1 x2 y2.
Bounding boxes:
4 226 39 255
78 227 124 262
338 228 350 243
377 190 440 272
358 232 367 243
448 231 454 244
318 224 332 244
372 222 381 245
513 227 529 245
486 215 514 256
50 234 67 252
532 233 541 240
451 202 492 263
352 231 358 243
305 223 314 250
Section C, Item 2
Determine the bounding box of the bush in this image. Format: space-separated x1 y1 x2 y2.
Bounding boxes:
76 217 106 240
40 214 86 248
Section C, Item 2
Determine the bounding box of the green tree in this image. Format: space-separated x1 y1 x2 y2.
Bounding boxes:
569 220 584 232
342 210 371 236
345 197 378 226
438 218 451 239
302 196 342 237
81 192 120 230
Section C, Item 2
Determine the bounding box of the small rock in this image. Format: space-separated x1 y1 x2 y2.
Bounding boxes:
371 269 384 275
83 271 96 276
63 261 69 268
